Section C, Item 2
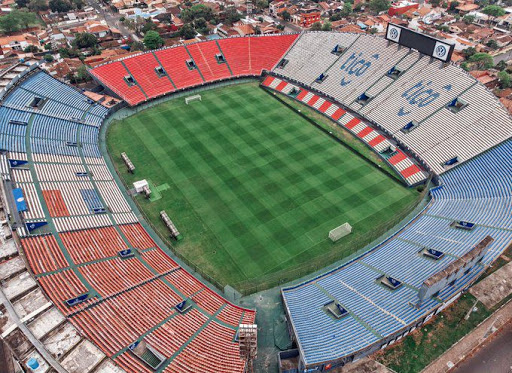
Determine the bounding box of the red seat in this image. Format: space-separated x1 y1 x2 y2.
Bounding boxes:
123 53 174 99
186 41 232 82
90 61 146 105
154 46 204 89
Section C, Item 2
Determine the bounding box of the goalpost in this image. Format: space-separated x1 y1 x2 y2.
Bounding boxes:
185 94 201 104
329 223 352 242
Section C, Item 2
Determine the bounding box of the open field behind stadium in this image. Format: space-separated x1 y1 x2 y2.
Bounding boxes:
107 82 420 292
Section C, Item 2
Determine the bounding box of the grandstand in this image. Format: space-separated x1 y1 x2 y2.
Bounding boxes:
0 30 511 373
0 69 255 372
91 34 298 105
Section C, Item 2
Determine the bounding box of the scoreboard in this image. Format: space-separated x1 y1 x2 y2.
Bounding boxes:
385 23 455 62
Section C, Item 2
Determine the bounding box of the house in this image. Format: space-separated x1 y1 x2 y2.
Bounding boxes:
455 2 480 15
48 58 84 79
388 0 419 16
0 34 41 53
233 23 255 36
470 70 499 88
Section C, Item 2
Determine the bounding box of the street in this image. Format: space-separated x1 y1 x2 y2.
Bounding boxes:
85 0 136 40
454 320 512 373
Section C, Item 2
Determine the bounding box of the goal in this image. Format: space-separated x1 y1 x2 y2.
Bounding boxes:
185 94 201 104
329 223 352 242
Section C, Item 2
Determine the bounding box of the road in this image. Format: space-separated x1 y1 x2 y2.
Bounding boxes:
269 15 303 33
85 0 136 40
454 320 512 373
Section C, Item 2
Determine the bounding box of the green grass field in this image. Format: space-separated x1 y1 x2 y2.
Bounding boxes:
107 82 420 292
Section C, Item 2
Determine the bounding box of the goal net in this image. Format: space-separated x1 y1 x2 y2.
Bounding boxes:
329 223 352 242
185 94 201 104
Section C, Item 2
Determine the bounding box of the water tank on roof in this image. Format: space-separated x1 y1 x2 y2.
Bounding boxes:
27 357 40 370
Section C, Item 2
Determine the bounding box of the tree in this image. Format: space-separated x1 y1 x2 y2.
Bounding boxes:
341 2 353 16
280 10 291 21
179 23 197 39
0 10 36 33
73 32 98 49
369 0 390 13
448 1 459 11
44 54 54 62
28 0 48 11
462 46 476 58
71 0 84 9
129 41 145 51
482 5 505 22
256 0 268 10
311 22 322 31
495 60 507 71
15 0 30 8
68 64 91 84
321 21 332 31
143 30 163 49
463 14 475 24
142 21 157 34
468 52 494 69
49 0 72 13
180 4 214 22
369 27 378 34
59 47 82 58
486 39 498 49
225 8 241 23
194 17 208 34
330 12 342 21
24 45 39 53
430 0 441 7
498 70 511 88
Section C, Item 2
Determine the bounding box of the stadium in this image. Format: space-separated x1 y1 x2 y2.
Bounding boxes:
0 26 510 373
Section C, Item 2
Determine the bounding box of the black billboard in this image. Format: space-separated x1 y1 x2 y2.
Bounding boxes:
385 23 455 62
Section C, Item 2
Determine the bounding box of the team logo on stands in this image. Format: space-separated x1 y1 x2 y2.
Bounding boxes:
435 45 447 58
433 41 451 61
386 25 402 42
339 52 380 86
397 80 452 116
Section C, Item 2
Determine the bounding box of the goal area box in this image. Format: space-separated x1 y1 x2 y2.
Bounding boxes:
329 223 352 242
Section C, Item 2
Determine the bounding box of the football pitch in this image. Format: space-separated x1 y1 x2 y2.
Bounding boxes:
107 82 420 292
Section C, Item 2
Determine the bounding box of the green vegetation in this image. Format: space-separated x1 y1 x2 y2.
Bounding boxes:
468 52 494 69
143 30 164 50
369 0 391 13
482 4 506 20
49 0 84 13
311 22 322 31
498 70 511 88
107 83 420 293
463 14 475 24
376 293 492 373
0 9 37 33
